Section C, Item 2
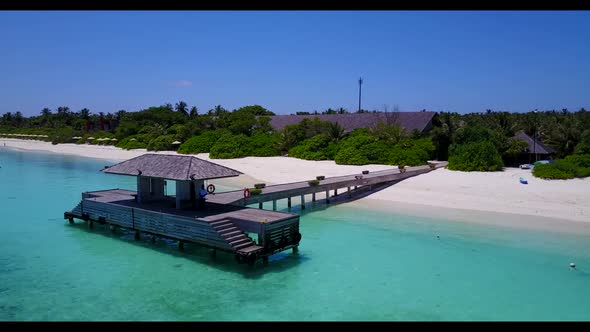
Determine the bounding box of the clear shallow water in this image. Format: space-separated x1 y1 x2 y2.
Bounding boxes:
1 148 590 321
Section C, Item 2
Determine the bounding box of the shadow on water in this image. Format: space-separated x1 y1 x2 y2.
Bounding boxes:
66 221 308 279
282 181 399 217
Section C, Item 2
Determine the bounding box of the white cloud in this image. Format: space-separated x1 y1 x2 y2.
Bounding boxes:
173 80 193 87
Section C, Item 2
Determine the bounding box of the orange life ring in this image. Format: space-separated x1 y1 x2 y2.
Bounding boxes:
243 188 250 198
207 184 215 194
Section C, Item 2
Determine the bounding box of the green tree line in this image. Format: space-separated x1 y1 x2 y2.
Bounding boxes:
1 104 589 179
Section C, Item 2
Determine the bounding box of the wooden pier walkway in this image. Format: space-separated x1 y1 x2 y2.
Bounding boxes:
63 153 447 266
208 162 448 209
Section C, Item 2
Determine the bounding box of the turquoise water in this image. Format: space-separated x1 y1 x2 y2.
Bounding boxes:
1 148 590 321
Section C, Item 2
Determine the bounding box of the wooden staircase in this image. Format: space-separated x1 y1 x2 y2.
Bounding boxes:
210 219 263 254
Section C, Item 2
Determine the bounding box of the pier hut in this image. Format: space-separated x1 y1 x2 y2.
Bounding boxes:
64 154 302 266
102 154 242 209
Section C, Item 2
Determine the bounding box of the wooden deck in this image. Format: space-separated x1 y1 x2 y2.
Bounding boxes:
64 160 447 266
207 162 447 207
65 189 301 265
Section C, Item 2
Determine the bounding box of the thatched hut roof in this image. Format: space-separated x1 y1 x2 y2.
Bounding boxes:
102 154 242 181
513 132 556 155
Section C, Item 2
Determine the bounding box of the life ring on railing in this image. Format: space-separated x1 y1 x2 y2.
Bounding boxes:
243 188 251 198
207 184 216 194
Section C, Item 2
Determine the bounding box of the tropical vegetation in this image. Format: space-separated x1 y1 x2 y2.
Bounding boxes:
2 104 589 179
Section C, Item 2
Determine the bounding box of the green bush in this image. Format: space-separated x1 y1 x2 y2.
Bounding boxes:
146 134 176 151
116 134 150 150
177 130 227 154
209 134 251 159
49 127 78 144
448 141 504 171
532 155 590 179
122 140 147 150
386 138 435 166
532 163 575 179
248 132 280 157
249 188 262 195
360 141 390 163
334 133 377 165
563 154 590 168
335 146 370 165
574 130 590 155
308 179 320 186
288 134 332 160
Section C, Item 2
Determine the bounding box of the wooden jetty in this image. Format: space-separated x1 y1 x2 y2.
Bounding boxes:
208 162 448 209
64 153 447 266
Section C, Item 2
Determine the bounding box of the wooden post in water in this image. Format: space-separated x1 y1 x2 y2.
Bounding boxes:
287 197 291 208
347 186 351 197
334 188 338 196
263 256 269 266
312 193 316 202
134 230 140 240
325 190 330 203
68 217 74 224
272 200 277 211
178 241 184 251
300 194 305 210
210 249 216 258
259 202 263 209
293 246 299 254
88 220 94 229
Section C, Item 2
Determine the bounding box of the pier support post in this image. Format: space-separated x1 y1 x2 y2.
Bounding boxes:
88 220 94 229
262 256 269 266
300 194 305 210
272 200 277 211
110 225 115 232
287 197 291 208
292 246 299 254
210 249 216 258
178 241 184 251
68 217 74 225
312 193 316 202
347 186 351 197
151 235 156 243
325 190 330 203
334 188 338 196
259 202 263 209
134 230 140 240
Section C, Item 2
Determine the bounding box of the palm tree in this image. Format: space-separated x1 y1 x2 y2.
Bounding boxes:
189 106 198 119
40 108 52 127
175 101 188 116
327 122 346 142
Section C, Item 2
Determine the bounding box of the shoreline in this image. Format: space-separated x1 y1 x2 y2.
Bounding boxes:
3 138 590 234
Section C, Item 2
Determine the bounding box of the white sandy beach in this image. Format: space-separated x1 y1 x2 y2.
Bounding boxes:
2 138 590 230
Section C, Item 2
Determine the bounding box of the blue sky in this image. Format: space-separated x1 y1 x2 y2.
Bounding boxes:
1 11 589 116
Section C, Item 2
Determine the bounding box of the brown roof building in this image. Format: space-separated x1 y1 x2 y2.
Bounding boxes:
268 111 438 133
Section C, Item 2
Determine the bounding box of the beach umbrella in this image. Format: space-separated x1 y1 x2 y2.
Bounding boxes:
172 141 182 145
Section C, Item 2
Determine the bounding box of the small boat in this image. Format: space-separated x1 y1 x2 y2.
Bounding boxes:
519 177 528 184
